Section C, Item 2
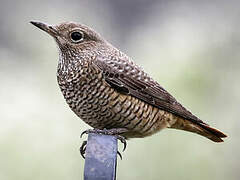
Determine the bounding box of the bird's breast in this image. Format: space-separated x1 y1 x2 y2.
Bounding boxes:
57 62 112 127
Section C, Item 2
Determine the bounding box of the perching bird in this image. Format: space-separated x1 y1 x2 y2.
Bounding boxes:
31 21 227 145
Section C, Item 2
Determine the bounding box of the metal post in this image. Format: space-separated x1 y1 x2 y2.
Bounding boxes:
84 133 118 180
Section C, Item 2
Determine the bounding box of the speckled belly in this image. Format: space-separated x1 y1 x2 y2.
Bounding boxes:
57 65 178 138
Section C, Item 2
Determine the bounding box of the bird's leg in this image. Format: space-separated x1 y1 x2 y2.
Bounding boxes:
80 128 128 151
80 128 128 159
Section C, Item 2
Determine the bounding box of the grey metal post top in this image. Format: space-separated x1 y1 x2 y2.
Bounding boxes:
84 133 118 180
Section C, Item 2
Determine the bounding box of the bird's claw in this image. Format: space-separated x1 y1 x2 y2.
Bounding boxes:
80 130 89 138
115 134 127 152
79 140 87 159
117 151 122 160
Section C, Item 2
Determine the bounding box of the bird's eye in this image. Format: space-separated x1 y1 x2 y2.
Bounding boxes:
70 31 84 43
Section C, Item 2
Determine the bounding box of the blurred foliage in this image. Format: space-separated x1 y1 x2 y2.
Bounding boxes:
0 0 239 180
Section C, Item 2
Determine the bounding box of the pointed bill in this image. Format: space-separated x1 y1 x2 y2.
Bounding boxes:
30 21 58 37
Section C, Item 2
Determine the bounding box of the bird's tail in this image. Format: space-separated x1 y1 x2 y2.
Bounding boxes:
170 118 227 142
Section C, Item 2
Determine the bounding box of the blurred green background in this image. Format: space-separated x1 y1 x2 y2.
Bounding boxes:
0 0 239 179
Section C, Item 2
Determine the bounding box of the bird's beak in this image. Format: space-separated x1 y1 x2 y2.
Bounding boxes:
30 21 58 37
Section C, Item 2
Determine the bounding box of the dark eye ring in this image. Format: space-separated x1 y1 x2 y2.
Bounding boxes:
70 31 84 43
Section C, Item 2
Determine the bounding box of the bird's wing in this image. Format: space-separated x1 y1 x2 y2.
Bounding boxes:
93 55 205 125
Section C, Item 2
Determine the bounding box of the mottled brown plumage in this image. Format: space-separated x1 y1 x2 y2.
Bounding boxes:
31 21 227 142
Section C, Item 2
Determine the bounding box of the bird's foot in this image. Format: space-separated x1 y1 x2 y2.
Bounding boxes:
80 128 128 159
79 140 123 160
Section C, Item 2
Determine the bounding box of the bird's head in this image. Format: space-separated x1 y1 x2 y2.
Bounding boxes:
30 21 111 75
30 21 105 52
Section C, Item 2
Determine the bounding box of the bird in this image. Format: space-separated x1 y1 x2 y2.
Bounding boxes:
30 21 227 148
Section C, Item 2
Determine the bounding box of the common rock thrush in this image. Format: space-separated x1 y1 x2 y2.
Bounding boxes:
31 21 227 147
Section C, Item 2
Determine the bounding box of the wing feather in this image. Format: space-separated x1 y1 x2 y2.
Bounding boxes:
94 56 205 125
